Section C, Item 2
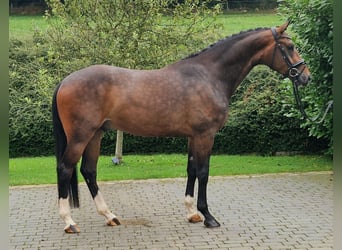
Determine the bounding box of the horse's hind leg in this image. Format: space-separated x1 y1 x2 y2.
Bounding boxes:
58 142 86 233
80 129 121 227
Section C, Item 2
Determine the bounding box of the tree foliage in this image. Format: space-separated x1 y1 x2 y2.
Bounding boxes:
43 0 222 70
277 0 333 155
9 0 222 157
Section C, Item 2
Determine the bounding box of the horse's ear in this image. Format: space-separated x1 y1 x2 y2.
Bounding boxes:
277 20 291 34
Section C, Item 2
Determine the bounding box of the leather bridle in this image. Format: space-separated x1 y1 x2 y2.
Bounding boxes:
270 27 307 84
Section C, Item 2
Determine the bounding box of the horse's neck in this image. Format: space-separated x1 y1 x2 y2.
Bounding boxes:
193 31 269 98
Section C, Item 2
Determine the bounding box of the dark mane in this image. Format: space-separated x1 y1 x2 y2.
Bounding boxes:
183 27 269 60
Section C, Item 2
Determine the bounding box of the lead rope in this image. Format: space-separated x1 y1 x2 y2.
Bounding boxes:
292 81 333 123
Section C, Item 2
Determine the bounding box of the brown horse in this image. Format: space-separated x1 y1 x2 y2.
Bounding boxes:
52 21 310 233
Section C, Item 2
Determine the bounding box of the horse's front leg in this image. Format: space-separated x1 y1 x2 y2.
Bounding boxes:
193 135 220 228
184 138 203 223
80 130 121 227
196 163 220 228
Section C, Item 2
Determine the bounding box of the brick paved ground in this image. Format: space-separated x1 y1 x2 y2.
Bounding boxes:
9 172 333 249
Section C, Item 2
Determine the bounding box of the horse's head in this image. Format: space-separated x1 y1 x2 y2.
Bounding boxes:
265 21 311 86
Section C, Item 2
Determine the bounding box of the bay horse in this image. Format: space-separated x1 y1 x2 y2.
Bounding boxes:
52 21 311 233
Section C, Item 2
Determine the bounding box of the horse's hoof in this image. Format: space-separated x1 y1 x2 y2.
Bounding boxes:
64 224 80 233
188 214 203 223
107 217 121 226
204 218 221 228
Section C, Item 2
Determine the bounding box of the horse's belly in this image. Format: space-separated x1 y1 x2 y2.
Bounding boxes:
107 111 192 137
106 103 226 137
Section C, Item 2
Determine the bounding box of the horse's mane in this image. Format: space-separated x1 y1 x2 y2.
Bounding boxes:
183 27 269 60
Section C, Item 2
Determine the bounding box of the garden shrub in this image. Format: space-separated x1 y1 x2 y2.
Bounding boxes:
9 39 56 157
278 0 333 155
9 0 330 157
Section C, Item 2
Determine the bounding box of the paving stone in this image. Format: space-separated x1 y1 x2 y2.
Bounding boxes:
9 172 333 249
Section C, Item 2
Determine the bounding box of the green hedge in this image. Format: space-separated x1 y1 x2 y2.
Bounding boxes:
9 41 327 158
9 0 330 157
278 0 333 155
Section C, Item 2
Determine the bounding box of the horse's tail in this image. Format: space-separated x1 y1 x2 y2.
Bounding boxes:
52 83 80 208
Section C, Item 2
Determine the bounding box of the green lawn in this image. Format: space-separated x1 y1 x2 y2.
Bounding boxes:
9 13 283 41
9 154 332 186
9 15 48 40
216 13 282 34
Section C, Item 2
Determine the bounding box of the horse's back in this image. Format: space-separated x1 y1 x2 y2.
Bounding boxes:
60 65 132 87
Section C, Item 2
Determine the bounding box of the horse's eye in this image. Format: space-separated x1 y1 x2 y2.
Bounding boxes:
288 45 294 51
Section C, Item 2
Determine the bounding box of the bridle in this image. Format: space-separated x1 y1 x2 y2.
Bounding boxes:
270 27 333 123
270 27 307 84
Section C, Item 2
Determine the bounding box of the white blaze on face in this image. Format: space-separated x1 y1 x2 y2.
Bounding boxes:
59 197 76 229
94 191 117 223
184 195 199 220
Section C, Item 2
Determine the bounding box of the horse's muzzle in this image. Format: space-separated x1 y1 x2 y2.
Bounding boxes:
288 64 311 86
296 73 311 86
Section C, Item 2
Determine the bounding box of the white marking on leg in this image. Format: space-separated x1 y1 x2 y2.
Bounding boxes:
184 195 199 220
59 197 77 229
94 191 117 223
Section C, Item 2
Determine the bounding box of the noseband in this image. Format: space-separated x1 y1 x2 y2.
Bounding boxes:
270 27 306 83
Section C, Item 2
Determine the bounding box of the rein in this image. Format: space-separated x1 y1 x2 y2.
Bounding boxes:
292 81 333 123
270 27 333 123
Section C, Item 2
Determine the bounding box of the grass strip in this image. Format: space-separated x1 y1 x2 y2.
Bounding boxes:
9 154 332 186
